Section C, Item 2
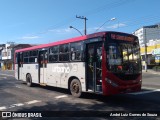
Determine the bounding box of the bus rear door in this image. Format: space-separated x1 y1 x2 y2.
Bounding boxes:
39 50 48 85
16 52 23 80
15 53 20 80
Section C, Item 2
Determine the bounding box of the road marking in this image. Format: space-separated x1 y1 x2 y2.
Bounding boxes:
15 85 22 88
129 89 160 95
55 95 68 99
8 103 24 108
0 77 7 79
25 100 41 105
0 74 14 77
0 107 7 110
0 100 41 111
142 87 159 90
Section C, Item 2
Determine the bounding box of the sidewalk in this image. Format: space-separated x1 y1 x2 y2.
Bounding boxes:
0 70 14 76
142 69 160 75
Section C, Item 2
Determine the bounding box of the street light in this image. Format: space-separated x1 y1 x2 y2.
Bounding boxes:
69 26 83 36
95 17 116 32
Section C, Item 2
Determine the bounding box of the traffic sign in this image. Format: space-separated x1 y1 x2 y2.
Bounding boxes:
155 56 160 60
152 48 160 55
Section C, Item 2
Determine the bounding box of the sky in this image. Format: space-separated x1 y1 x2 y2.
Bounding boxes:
0 0 160 44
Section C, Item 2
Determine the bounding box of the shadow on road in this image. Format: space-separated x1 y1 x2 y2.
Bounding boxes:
9 84 160 120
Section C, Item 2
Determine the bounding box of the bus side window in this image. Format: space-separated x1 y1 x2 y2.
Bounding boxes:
49 46 59 62
70 42 82 61
15 53 18 64
23 52 29 63
29 50 38 63
19 53 23 67
59 44 69 61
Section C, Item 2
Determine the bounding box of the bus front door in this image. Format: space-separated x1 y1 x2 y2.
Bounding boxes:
87 42 102 92
39 50 48 85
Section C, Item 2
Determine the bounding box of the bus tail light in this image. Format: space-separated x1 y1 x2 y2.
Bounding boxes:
105 78 118 87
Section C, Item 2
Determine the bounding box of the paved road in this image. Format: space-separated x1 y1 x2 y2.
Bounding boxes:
142 70 160 89
0 70 160 120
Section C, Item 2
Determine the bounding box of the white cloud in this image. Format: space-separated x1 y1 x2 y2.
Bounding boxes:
48 28 72 34
20 36 40 40
88 27 99 31
86 23 127 33
107 23 126 29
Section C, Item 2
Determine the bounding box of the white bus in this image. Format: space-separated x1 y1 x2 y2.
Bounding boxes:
15 31 142 97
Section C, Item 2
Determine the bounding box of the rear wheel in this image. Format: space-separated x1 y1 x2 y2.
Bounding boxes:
26 74 33 87
70 79 82 97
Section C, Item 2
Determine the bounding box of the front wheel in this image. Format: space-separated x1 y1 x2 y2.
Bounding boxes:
70 79 82 98
26 74 33 87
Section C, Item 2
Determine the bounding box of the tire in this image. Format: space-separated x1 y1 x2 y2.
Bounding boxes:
70 79 82 98
26 74 33 87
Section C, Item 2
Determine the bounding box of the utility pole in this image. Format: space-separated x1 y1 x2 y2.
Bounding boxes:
144 29 148 72
76 15 88 35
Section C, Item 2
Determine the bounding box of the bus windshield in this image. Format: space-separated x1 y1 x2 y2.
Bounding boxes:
106 42 141 74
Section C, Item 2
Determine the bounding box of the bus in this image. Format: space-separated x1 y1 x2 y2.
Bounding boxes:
15 31 142 97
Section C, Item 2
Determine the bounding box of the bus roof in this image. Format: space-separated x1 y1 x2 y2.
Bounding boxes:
15 32 106 53
15 31 136 53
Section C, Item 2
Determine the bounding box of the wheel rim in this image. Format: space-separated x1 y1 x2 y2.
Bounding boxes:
27 75 31 83
72 82 79 94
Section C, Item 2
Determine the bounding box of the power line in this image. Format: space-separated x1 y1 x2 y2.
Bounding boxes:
16 0 160 43
20 0 134 38
111 15 160 30
81 0 133 17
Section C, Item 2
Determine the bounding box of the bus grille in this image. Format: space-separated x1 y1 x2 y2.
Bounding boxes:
115 73 140 81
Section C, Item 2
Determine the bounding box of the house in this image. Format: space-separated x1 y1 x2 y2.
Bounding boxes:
1 43 33 70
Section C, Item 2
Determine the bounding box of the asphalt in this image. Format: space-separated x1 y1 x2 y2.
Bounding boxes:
142 69 160 75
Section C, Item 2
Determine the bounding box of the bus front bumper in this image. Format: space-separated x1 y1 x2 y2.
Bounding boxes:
103 78 142 95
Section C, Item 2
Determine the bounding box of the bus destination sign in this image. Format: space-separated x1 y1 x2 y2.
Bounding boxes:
111 34 134 42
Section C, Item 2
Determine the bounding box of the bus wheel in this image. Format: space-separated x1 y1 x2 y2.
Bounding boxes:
26 74 33 87
70 79 82 97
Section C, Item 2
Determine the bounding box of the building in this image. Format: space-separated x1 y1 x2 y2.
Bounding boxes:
140 42 160 66
134 24 160 46
0 44 5 70
134 24 160 68
1 43 33 70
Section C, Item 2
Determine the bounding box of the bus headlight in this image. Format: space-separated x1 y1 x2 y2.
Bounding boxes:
105 78 118 87
139 79 142 84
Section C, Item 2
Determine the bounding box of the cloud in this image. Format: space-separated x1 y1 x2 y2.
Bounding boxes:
48 28 72 34
107 23 127 29
88 27 101 31
20 36 40 40
87 23 127 33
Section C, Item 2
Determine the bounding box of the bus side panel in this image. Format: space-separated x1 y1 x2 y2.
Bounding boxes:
22 64 39 83
15 64 18 80
65 62 86 91
46 63 57 87
46 62 86 91
19 67 23 80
